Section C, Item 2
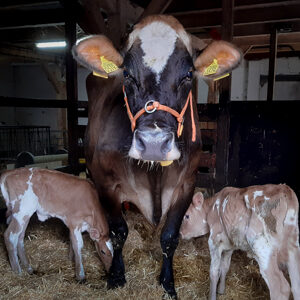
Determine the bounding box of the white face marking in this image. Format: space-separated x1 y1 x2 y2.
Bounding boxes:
106 239 114 256
253 191 263 200
139 22 178 82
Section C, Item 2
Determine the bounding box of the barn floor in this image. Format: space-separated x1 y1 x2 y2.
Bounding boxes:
0 206 271 300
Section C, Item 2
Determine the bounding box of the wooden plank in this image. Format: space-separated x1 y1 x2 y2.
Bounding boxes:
198 152 216 168
245 50 300 60
267 28 278 102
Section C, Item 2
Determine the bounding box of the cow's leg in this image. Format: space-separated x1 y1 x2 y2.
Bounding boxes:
69 227 85 282
159 188 194 299
208 239 222 300
107 208 128 289
4 217 23 273
217 249 233 295
255 247 290 300
17 216 33 274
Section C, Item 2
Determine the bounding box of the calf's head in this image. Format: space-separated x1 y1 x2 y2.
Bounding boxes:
180 192 209 239
73 15 241 162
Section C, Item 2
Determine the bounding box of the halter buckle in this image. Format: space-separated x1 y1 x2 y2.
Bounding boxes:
144 100 157 114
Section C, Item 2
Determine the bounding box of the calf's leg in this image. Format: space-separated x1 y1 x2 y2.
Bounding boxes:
255 247 290 300
287 247 300 300
69 227 85 282
4 217 23 273
208 240 222 300
217 249 233 295
17 216 33 274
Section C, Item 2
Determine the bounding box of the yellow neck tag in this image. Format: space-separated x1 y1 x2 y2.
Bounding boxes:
160 160 174 167
93 71 108 79
214 73 230 81
203 59 219 76
100 56 119 73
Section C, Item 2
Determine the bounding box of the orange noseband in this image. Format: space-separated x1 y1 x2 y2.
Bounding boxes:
122 85 196 142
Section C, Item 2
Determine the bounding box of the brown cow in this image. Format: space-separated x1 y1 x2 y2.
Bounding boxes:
72 15 241 298
180 184 300 300
0 168 113 281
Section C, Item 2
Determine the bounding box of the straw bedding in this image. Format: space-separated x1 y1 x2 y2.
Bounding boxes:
0 198 269 299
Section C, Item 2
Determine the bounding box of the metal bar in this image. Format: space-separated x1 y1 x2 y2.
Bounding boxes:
267 27 278 102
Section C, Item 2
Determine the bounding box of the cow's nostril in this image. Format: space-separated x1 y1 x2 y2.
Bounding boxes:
135 133 146 152
161 134 173 154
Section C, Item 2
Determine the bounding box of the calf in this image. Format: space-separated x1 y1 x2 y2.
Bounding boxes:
0 168 113 281
180 184 300 300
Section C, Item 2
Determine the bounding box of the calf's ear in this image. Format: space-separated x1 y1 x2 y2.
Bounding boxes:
192 192 205 208
194 40 241 80
89 228 100 241
72 35 123 78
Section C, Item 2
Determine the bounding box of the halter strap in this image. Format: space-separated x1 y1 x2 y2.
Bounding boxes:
122 85 196 142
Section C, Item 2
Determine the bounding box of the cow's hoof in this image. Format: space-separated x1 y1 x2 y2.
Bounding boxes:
162 289 177 300
27 266 34 275
107 274 126 289
160 280 177 299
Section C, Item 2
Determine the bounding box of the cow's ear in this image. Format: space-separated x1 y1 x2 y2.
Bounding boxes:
72 35 123 77
89 228 100 241
194 41 241 80
192 192 204 208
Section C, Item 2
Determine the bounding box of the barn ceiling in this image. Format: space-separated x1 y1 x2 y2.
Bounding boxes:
0 0 300 61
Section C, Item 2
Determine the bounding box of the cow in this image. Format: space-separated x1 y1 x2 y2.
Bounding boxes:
72 14 241 298
180 184 300 300
0 168 113 282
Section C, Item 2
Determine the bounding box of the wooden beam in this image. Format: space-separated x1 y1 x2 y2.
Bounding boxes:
138 0 173 21
0 44 63 63
0 7 65 29
65 0 79 173
0 96 87 109
173 1 300 30
267 28 278 102
245 50 300 60
79 0 107 35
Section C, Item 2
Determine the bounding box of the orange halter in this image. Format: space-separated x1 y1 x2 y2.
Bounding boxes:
122 85 196 142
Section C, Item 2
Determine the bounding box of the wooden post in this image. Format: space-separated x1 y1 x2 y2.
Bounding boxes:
267 27 278 101
65 0 79 173
215 0 234 191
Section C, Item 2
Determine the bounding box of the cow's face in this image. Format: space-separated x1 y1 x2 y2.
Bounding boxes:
72 15 241 163
180 192 209 239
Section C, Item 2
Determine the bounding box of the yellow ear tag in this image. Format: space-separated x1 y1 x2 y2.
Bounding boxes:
213 73 230 81
93 71 108 79
160 160 174 167
100 56 119 73
178 124 184 137
203 59 219 76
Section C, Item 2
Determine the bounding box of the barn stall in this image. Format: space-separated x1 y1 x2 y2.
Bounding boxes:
0 0 300 299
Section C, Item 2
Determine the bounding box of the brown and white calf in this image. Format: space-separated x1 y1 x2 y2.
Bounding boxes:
180 184 300 300
0 168 113 281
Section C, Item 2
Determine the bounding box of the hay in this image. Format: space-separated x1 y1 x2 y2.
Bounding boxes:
0 208 270 300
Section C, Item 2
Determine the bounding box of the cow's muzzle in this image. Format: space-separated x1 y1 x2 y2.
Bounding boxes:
128 129 180 161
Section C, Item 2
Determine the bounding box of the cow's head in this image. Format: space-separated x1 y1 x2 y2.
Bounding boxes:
73 15 241 163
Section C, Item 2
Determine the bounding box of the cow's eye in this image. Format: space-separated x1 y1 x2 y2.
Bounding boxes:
186 71 193 80
123 70 130 79
185 215 189 219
